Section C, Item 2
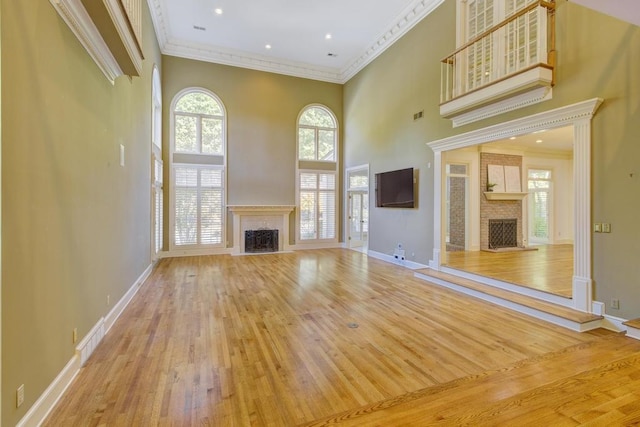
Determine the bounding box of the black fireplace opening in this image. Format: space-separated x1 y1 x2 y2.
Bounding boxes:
245 229 279 253
488 219 517 249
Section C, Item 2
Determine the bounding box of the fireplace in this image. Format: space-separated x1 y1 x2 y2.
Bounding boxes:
228 205 295 255
245 229 279 253
489 219 518 249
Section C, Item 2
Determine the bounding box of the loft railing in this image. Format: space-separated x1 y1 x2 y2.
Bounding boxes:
121 0 142 48
440 0 556 105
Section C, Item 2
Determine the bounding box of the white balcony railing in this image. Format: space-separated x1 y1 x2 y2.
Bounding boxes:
441 0 556 107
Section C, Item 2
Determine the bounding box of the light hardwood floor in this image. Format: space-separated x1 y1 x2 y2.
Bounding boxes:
443 244 574 297
43 249 640 426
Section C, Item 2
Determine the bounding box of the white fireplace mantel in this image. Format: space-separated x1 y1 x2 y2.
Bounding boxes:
228 205 295 255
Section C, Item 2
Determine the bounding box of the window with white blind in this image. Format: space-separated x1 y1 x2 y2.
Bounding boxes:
299 172 336 240
527 168 552 243
151 66 163 258
170 88 226 250
154 157 163 254
297 105 338 243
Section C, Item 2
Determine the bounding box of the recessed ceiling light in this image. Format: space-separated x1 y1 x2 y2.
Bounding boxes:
265 44 272 50
325 33 332 40
214 8 223 15
509 136 516 140
536 139 543 144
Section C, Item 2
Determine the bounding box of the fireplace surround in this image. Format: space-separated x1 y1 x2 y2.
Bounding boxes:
228 205 294 255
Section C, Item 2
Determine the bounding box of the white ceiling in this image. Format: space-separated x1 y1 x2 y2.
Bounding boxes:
147 0 639 84
487 126 574 154
147 0 444 83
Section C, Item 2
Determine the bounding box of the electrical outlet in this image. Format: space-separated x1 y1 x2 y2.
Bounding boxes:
17 384 24 408
593 223 602 233
611 298 620 309
73 328 78 344
602 223 611 233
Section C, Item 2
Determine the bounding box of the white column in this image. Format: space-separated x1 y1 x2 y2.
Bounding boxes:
573 119 592 312
430 152 442 269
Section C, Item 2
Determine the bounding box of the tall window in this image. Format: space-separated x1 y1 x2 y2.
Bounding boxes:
528 168 552 243
297 105 338 242
170 89 226 250
151 66 163 258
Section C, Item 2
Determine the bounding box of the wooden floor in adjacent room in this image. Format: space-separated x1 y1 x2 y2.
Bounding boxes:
43 249 640 426
443 244 574 297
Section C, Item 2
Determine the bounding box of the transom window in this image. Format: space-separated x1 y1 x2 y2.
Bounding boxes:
298 106 336 161
174 92 224 155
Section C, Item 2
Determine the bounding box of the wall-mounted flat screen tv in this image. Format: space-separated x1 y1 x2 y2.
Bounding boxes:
375 167 415 208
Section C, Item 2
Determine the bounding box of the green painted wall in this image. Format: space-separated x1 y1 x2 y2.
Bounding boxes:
1 0 640 424
1 1 161 425
161 57 343 247
344 0 640 318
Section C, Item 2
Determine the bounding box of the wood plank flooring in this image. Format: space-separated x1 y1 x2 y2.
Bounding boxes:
43 249 640 426
443 244 574 297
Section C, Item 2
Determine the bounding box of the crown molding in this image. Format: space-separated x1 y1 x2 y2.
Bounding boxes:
146 0 444 84
162 39 344 83
340 0 445 83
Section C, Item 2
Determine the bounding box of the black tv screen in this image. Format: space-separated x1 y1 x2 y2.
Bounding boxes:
375 167 415 208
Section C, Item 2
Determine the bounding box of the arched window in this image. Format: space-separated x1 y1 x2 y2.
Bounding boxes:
298 106 336 161
170 88 226 250
296 105 338 242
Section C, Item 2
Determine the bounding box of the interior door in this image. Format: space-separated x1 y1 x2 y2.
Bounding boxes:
348 191 368 249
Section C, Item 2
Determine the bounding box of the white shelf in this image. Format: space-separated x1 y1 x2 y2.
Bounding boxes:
484 192 528 201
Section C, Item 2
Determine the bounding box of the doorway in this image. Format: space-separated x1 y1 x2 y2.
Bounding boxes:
428 98 603 312
346 165 369 253
445 163 469 252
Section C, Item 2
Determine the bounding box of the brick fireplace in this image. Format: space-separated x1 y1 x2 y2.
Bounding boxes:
480 153 524 250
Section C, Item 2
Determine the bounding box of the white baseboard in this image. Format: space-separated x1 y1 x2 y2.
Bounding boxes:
16 263 153 427
367 250 429 270
16 355 80 427
600 314 628 333
104 263 152 334
290 242 343 250
162 247 232 258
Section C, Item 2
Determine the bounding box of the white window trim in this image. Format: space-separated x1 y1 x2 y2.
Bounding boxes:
296 104 339 246
151 65 163 260
296 104 338 163
296 169 339 244
169 87 228 255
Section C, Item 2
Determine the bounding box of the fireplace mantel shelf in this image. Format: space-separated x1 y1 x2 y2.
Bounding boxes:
484 192 528 201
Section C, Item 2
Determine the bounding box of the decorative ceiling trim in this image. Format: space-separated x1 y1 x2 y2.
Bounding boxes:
340 0 445 83
162 39 343 83
145 0 445 84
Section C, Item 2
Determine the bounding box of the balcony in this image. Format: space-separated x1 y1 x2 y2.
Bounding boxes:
440 1 556 127
50 0 144 84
